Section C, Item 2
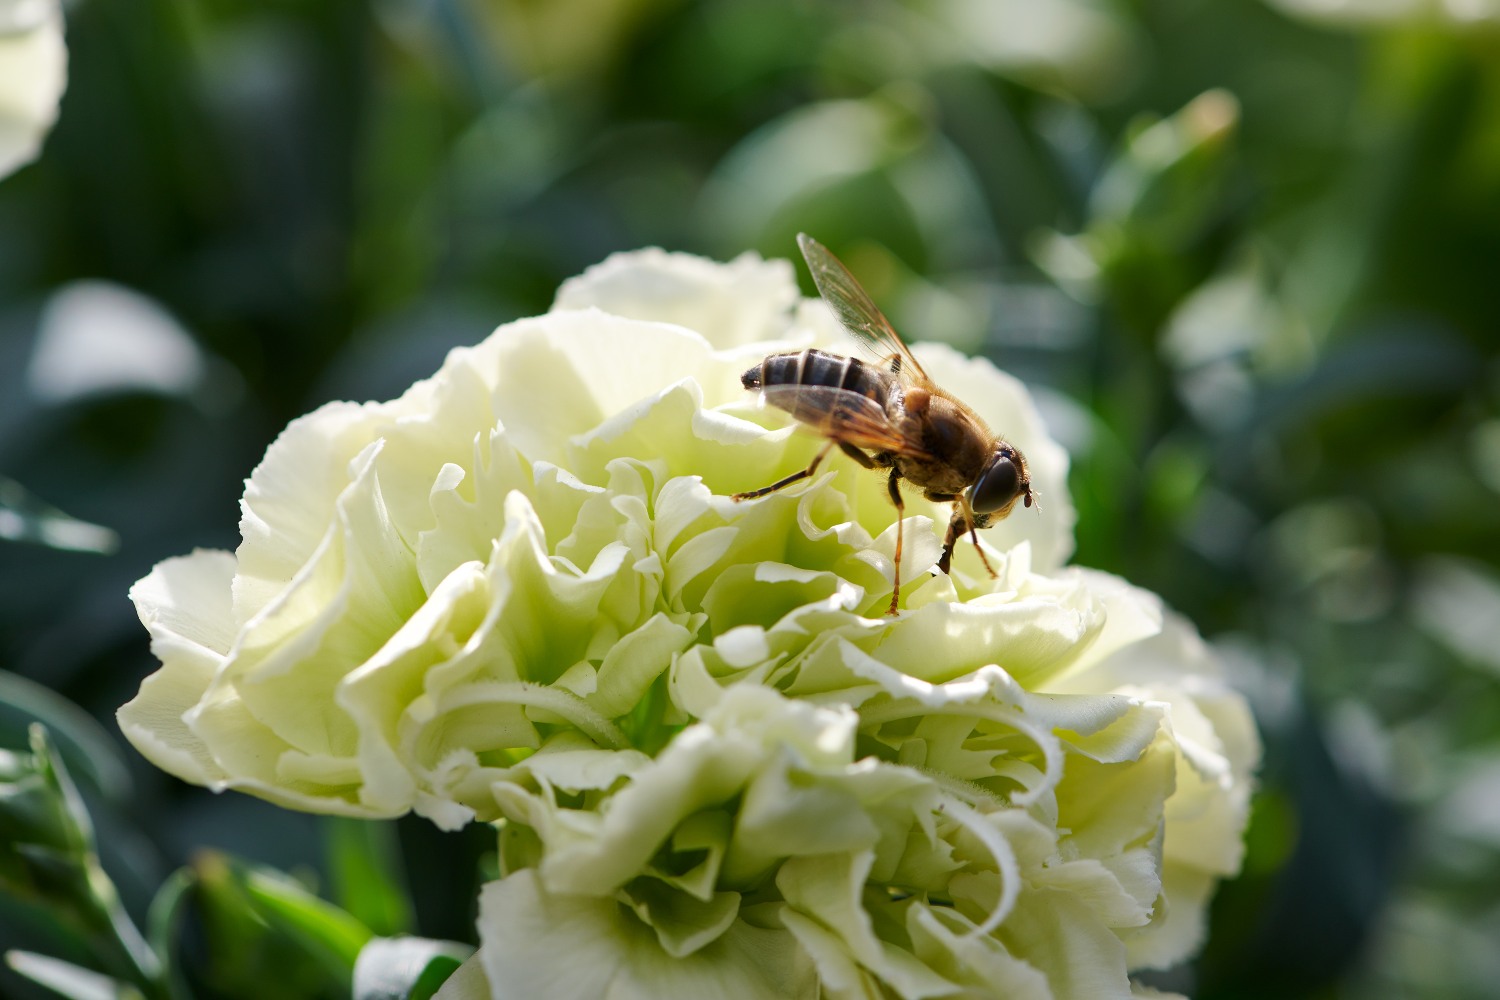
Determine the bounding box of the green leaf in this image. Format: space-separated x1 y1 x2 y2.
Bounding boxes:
352 937 474 1000
0 671 132 799
0 477 118 554
4 951 143 1000
1090 90 1240 248
0 727 160 993
144 869 194 1000
191 852 373 997
325 818 415 937
242 867 373 969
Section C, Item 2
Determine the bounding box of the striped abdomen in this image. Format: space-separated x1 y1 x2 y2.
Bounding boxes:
741 349 896 429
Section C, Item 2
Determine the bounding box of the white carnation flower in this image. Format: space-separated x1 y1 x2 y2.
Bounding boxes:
122 245 1257 998
0 0 67 180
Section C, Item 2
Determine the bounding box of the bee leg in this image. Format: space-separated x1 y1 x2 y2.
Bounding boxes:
936 506 998 579
967 520 998 578
886 469 904 616
922 495 961 575
732 441 834 501
937 509 963 575
838 442 877 468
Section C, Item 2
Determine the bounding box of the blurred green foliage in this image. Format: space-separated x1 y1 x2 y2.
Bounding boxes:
1 725 162 998
2 725 467 1000
3 0 1500 997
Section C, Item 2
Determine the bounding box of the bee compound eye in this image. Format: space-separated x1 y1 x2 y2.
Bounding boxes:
971 455 1021 515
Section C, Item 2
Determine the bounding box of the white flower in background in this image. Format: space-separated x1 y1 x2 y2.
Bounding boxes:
1265 0 1500 28
122 246 1257 998
0 0 67 180
28 281 212 403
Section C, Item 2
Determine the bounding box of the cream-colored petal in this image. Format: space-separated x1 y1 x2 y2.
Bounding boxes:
234 401 394 623
130 549 240 657
477 870 817 1000
476 311 734 464
1120 862 1215 971
119 551 239 784
552 248 800 351
996 891 1133 1000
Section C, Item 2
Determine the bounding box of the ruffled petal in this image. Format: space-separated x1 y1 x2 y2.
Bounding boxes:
476 870 817 1000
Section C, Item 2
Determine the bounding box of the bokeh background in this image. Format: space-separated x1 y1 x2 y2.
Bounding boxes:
4 0 1500 997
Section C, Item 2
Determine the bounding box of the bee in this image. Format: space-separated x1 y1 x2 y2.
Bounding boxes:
733 233 1034 616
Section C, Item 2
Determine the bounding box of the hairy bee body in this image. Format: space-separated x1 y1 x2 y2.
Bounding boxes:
744 347 997 500
742 348 897 427
733 234 1034 616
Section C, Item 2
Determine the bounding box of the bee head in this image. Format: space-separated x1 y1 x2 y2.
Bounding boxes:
970 444 1032 519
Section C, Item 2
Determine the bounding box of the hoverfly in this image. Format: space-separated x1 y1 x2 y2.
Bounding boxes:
732 233 1034 616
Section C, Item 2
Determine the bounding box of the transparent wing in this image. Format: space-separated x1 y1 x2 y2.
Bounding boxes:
758 383 929 458
798 232 929 382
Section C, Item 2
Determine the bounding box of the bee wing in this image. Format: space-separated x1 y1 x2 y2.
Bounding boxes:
757 383 928 458
798 233 929 383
